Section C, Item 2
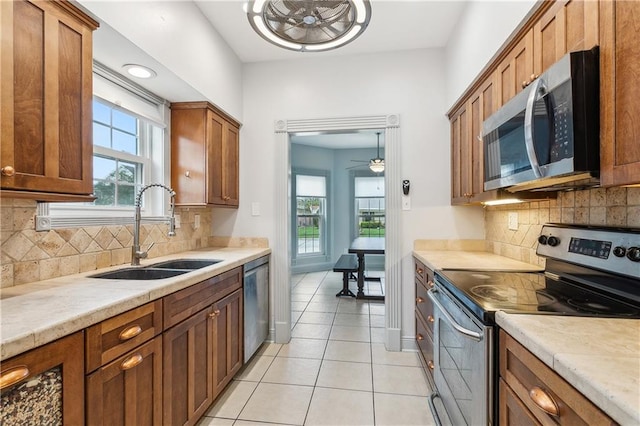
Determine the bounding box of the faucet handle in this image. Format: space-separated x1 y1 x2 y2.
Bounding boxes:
141 242 155 258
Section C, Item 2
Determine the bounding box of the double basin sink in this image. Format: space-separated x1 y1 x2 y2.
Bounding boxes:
90 259 222 280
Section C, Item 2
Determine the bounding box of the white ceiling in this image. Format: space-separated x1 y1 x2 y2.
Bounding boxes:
195 0 467 63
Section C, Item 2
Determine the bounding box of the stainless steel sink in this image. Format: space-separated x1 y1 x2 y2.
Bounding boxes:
91 268 189 280
148 259 222 270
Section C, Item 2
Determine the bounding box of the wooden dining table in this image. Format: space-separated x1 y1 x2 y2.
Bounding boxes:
348 237 385 300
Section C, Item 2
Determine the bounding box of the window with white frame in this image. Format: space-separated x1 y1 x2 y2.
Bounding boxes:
295 174 327 256
39 63 169 229
354 176 385 238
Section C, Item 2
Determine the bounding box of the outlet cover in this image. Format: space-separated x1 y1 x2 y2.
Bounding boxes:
402 195 411 211
508 212 518 230
251 202 260 216
194 214 200 229
174 214 181 229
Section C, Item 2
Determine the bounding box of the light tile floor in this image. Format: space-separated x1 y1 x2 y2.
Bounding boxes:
198 270 435 426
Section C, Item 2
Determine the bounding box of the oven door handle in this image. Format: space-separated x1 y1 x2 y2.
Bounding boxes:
428 288 483 342
428 391 444 426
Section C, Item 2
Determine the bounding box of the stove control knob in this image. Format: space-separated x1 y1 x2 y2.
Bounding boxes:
613 246 627 258
626 247 640 262
538 235 548 245
547 236 560 247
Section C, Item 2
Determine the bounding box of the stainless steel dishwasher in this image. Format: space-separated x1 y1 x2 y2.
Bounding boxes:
243 255 269 362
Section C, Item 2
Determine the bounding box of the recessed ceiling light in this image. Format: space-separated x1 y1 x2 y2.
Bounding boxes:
123 64 157 79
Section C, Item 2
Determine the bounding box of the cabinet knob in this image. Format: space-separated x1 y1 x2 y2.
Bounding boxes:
119 324 142 341
185 171 191 178
0 366 30 390
121 353 143 371
529 386 559 417
416 268 424 275
427 281 435 289
427 360 435 370
427 315 434 323
416 297 424 303
416 334 424 341
522 81 528 89
1 166 15 177
223 196 231 201
209 309 221 318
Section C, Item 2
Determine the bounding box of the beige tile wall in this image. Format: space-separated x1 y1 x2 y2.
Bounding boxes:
485 187 640 266
1 198 213 288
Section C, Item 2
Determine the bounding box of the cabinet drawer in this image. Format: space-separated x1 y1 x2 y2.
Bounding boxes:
415 312 434 379
499 378 541 426
499 330 614 425
86 300 162 373
414 259 427 284
415 281 434 334
164 267 242 329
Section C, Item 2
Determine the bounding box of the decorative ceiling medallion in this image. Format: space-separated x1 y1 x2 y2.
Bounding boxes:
247 0 372 52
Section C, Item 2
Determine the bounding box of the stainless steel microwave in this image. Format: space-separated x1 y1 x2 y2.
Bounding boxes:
483 47 600 192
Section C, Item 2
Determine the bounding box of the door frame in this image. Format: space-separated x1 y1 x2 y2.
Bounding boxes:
272 114 403 350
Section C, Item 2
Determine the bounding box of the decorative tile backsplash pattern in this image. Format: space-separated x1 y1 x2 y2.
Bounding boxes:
485 187 640 266
1 199 212 287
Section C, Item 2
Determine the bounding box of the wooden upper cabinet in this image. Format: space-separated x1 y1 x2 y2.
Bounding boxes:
171 102 240 207
533 0 599 75
600 0 640 186
496 29 534 106
451 74 497 205
0 0 98 201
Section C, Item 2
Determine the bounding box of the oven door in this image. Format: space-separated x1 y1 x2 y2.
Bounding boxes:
428 284 494 426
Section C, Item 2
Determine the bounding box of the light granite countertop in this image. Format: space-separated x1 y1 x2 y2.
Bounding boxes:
497 312 640 425
413 249 544 272
0 246 270 361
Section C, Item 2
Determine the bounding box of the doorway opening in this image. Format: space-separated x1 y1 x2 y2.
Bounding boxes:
272 115 402 351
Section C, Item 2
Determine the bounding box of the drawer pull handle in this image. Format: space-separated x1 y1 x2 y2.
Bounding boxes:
427 315 434 323
1 166 15 177
416 334 424 341
209 309 221 318
121 353 143 370
427 360 435 370
427 281 434 289
416 268 424 274
416 297 424 303
119 325 142 341
529 386 559 417
0 366 30 390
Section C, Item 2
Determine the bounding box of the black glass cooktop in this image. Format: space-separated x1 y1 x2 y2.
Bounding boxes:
435 269 640 323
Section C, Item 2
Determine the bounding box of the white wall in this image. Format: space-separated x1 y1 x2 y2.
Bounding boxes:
213 49 485 346
78 0 244 120
444 0 537 107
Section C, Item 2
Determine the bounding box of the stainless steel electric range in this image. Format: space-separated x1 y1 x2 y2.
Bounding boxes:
426 224 640 426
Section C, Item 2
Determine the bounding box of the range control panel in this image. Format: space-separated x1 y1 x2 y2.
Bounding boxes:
537 224 640 279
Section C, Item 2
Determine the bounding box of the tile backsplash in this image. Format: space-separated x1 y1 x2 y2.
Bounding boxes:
484 187 640 266
1 199 212 288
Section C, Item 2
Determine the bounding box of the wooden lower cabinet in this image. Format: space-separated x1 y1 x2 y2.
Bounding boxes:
86 337 163 426
0 332 85 425
163 287 244 426
163 307 214 426
499 330 614 425
212 289 243 398
414 258 435 382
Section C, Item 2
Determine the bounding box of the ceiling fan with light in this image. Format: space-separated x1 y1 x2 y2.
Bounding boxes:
347 132 384 173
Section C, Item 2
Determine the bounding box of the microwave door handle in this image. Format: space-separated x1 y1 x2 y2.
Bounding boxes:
428 289 482 342
524 78 546 178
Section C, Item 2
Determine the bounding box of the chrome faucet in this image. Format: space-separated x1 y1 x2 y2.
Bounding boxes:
132 183 176 266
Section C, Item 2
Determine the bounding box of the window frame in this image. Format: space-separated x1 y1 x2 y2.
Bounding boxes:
351 171 385 240
36 65 170 231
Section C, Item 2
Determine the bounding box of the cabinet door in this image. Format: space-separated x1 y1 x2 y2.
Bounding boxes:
0 0 96 200
86 337 162 426
171 107 208 206
163 309 214 426
450 105 470 204
533 0 599 75
211 289 243 398
499 379 541 426
600 0 640 186
496 29 534 106
0 332 84 425
207 110 239 207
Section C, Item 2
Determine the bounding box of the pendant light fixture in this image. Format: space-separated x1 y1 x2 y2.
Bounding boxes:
369 132 384 173
247 0 372 52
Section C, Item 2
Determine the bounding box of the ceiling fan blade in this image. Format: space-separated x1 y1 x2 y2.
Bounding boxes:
345 164 367 170
350 159 368 163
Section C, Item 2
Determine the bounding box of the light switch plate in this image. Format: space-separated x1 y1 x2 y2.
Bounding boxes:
251 202 260 216
508 212 518 230
402 195 411 211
